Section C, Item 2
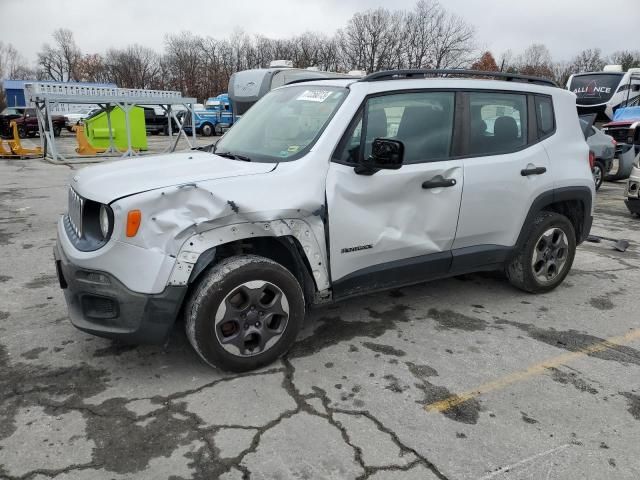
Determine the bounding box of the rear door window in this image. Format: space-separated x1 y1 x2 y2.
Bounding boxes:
468 92 528 156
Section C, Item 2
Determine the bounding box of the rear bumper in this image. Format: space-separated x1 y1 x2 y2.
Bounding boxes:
54 242 186 344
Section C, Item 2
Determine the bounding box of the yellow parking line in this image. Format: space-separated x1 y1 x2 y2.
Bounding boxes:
424 328 640 414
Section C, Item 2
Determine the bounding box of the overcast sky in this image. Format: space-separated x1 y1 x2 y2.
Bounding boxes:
1 0 638 64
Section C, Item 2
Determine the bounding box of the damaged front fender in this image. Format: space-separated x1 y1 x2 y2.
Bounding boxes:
111 172 330 295
167 218 330 292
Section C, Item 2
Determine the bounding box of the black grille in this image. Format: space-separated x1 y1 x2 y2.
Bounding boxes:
67 188 84 238
604 127 629 144
81 295 118 320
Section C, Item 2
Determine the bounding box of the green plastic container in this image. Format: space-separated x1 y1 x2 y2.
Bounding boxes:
85 106 148 151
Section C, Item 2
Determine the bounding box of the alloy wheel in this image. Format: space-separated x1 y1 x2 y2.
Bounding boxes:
593 164 603 188
531 227 569 285
214 280 290 357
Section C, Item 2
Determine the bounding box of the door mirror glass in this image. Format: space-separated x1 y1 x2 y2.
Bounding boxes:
355 138 404 175
370 138 404 168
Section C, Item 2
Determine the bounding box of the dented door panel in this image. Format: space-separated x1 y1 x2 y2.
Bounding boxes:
326 160 464 282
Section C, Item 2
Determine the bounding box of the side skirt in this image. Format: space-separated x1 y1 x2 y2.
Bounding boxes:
331 245 513 301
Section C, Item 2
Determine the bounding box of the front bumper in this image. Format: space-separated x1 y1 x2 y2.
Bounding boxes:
625 198 640 215
625 166 640 215
54 242 187 344
606 144 637 181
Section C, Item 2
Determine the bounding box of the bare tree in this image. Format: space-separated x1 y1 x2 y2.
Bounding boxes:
496 50 516 72
403 0 439 68
37 28 82 81
516 44 554 79
164 32 203 97
609 50 640 71
428 6 476 69
0 42 32 80
317 36 342 71
571 48 605 73
551 61 574 86
105 45 161 89
76 53 110 83
339 8 404 72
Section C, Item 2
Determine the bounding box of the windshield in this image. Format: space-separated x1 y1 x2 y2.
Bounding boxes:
570 73 624 105
215 85 348 162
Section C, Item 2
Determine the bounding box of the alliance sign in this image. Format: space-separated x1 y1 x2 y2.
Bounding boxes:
573 80 611 98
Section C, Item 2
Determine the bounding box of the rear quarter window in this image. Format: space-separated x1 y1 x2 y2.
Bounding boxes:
535 96 555 138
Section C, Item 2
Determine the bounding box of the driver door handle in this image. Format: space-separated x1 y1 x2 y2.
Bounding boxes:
521 166 547 176
422 176 457 189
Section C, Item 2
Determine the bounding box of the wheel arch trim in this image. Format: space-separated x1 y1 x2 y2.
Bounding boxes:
515 186 593 249
166 219 330 292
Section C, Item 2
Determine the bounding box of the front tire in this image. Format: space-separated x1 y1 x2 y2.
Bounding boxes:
506 211 576 293
201 123 213 137
593 160 604 191
185 255 305 372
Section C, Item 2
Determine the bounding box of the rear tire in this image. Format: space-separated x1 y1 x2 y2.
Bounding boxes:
53 126 61 137
506 211 576 293
185 255 305 372
17 125 27 138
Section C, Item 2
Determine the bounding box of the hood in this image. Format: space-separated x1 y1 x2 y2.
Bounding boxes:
72 151 277 204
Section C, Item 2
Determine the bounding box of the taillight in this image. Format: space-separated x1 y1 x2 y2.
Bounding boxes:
588 151 595 169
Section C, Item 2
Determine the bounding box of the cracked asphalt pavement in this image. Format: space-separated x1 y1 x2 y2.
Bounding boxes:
1 158 640 479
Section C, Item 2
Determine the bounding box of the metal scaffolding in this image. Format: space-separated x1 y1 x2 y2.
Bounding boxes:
25 82 197 163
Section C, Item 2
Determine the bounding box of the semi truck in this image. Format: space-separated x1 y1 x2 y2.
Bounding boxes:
183 94 233 136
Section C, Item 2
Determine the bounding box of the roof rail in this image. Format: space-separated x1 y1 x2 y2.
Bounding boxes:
359 69 558 88
285 76 360 85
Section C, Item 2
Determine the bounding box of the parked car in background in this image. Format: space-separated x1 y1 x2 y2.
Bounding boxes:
55 70 594 372
142 106 182 135
64 107 101 131
602 104 640 182
579 115 616 190
624 153 640 216
0 107 64 138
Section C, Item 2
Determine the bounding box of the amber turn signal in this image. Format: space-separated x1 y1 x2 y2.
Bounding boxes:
126 210 142 237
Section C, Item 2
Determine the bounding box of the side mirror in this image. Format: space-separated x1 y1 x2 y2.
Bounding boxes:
354 138 404 175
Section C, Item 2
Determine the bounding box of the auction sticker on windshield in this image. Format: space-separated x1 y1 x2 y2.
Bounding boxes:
297 90 333 102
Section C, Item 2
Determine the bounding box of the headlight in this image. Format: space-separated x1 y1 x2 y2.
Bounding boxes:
99 205 111 238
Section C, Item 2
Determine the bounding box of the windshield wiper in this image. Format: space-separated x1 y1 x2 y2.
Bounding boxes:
215 151 252 162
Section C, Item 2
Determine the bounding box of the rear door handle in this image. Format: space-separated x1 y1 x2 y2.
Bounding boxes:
521 166 547 176
422 176 457 189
